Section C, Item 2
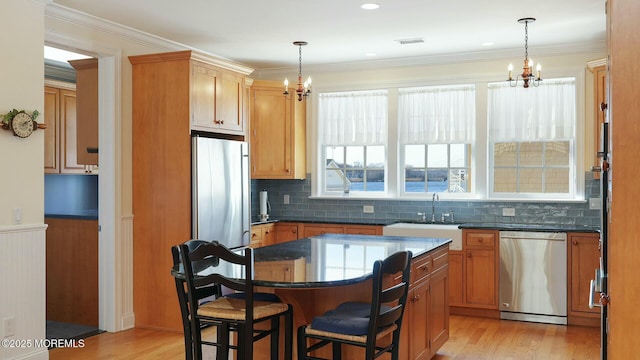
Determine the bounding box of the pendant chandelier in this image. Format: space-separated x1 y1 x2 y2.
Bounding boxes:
283 41 311 101
507 18 542 88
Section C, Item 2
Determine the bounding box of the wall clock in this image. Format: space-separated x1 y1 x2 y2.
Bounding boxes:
11 112 35 138
1 109 45 138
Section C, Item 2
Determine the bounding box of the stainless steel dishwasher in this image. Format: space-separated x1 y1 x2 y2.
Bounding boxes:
499 231 567 325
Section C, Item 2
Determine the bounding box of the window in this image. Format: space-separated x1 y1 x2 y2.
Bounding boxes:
318 90 388 195
488 78 577 198
398 85 475 195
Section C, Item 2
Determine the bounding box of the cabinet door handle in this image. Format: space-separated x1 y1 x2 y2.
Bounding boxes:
467 252 472 258
572 240 578 246
292 229 297 233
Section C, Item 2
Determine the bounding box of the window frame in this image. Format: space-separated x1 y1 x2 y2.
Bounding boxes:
311 71 585 202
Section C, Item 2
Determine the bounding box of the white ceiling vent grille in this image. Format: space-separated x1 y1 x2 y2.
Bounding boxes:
395 38 424 45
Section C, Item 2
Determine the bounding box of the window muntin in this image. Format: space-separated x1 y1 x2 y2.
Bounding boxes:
493 141 571 193
324 145 385 193
403 144 471 193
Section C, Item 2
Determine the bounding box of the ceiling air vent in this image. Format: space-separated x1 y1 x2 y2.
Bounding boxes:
395 38 424 45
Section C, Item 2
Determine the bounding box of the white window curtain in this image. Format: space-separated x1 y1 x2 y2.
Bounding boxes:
488 78 576 141
398 84 475 144
318 90 388 146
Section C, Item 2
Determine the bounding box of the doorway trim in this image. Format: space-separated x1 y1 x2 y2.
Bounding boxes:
43 32 132 332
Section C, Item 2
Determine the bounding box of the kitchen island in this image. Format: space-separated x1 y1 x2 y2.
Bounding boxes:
250 233 452 359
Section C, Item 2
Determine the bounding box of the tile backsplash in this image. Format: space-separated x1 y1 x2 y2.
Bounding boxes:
252 173 601 227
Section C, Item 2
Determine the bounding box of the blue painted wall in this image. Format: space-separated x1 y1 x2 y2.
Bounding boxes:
44 174 98 216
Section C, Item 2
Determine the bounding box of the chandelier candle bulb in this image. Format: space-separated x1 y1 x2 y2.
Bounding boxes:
508 64 513 80
284 78 289 92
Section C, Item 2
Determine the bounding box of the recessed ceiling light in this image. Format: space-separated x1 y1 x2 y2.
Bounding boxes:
482 42 495 46
361 3 380 10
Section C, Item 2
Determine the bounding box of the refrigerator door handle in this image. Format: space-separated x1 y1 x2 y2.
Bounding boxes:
589 280 602 309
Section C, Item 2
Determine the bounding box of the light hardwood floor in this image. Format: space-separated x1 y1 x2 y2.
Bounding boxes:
49 315 600 359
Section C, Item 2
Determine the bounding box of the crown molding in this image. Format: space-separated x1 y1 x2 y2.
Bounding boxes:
254 40 607 78
586 57 607 71
44 3 254 75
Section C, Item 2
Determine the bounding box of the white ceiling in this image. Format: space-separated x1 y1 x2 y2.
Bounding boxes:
51 0 606 72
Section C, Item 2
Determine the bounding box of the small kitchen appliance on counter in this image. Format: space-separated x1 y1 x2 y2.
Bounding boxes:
259 189 270 222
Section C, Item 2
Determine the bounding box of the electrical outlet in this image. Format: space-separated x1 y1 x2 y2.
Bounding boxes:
4 316 15 337
283 194 290 204
502 208 516 217
363 205 374 213
589 198 602 210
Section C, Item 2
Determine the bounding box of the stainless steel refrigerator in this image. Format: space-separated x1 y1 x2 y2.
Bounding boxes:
192 135 250 249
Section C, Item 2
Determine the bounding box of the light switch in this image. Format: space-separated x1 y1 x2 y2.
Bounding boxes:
13 208 22 224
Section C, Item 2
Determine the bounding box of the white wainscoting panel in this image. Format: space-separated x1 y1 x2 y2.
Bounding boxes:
0 224 49 360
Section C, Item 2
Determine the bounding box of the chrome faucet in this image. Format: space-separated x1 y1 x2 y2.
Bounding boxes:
431 193 439 222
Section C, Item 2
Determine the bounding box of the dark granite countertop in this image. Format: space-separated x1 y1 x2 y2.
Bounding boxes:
457 222 599 233
256 218 599 233
45 210 99 220
173 233 451 289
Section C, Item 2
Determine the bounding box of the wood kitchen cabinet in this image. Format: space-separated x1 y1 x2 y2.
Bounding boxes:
568 232 601 326
129 50 252 332
448 250 464 306
68 58 99 165
301 223 382 238
250 223 276 248
450 229 499 318
250 79 306 179
44 83 94 174
45 217 99 327
400 245 449 360
191 61 245 134
302 224 345 238
463 229 499 309
275 222 299 243
345 224 382 235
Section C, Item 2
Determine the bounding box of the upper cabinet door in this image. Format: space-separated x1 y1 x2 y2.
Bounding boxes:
250 79 306 179
44 86 61 174
216 70 244 133
191 61 245 135
68 58 99 165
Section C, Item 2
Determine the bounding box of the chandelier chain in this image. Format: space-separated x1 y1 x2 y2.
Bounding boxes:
524 20 529 61
298 45 303 76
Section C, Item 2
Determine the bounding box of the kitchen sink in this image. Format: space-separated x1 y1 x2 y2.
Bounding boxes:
382 223 463 250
